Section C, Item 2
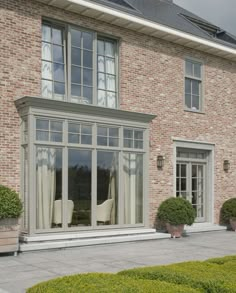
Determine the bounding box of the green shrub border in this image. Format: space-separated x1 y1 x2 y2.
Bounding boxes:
0 185 23 219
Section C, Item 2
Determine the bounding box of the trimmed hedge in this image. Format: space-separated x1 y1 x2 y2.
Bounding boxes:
26 273 199 293
221 198 236 223
0 185 23 219
119 259 236 293
157 197 195 226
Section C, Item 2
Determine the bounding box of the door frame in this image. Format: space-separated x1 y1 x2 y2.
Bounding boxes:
173 139 215 224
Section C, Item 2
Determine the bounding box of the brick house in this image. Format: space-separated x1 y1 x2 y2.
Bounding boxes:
1 0 236 250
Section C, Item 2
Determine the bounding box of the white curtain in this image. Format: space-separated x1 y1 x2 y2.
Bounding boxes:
36 147 56 229
108 152 118 225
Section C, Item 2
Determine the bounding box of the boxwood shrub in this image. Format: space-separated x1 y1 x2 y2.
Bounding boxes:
157 197 195 225
221 198 236 223
27 273 199 293
119 260 236 293
0 185 23 219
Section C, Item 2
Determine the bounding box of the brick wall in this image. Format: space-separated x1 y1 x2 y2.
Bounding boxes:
0 0 236 225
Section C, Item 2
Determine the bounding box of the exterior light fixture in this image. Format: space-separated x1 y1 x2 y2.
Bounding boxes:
223 160 230 172
157 155 165 169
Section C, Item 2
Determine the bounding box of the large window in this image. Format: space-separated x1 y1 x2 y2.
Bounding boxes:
24 116 146 232
185 59 203 111
41 22 118 108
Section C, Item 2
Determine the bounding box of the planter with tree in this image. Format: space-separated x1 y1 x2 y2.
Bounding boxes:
221 198 236 231
0 185 23 255
157 197 196 238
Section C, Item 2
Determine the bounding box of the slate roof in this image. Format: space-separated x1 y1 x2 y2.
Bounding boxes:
91 0 236 49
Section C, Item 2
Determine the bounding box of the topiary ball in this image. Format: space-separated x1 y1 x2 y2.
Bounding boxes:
0 185 23 219
221 198 236 223
157 197 196 226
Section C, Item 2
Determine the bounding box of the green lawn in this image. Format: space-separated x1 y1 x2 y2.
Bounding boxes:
27 255 236 293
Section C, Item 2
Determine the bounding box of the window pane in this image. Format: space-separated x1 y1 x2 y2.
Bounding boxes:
134 140 143 149
185 94 191 109
134 130 143 140
124 129 133 139
51 121 62 132
192 95 200 110
97 136 107 146
97 90 106 106
36 119 49 130
71 66 81 84
192 80 200 95
36 131 49 141
83 50 93 68
194 63 201 78
98 56 105 72
50 132 62 142
54 64 64 82
109 137 118 147
124 139 133 148
36 148 63 229
83 68 93 86
54 82 65 98
53 45 64 63
42 80 53 99
185 78 191 94
68 133 80 144
68 149 92 227
106 58 115 74
106 74 115 91
105 41 115 57
97 40 104 55
98 73 105 89
81 125 92 135
81 135 92 145
71 48 81 66
123 153 143 224
83 86 93 104
68 123 80 133
83 32 93 50
186 60 193 76
71 29 81 48
97 151 118 225
42 25 51 42
52 28 63 45
42 61 52 80
71 84 81 97
107 92 116 108
97 126 107 136
42 42 52 61
109 128 118 137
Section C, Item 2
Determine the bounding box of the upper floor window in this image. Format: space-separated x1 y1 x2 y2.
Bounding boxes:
185 59 202 112
41 21 118 108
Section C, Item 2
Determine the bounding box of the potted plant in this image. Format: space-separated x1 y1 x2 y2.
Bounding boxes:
221 198 236 231
157 197 196 238
0 185 23 255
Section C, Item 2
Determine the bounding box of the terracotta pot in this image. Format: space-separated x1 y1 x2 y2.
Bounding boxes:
166 223 185 238
230 218 236 231
0 218 19 254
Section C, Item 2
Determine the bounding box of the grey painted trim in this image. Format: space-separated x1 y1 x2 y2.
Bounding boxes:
15 96 156 124
173 139 215 224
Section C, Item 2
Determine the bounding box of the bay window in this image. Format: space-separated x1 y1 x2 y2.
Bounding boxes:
41 21 118 108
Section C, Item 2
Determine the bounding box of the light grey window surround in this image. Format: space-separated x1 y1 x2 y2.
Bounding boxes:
16 96 155 235
41 20 119 109
184 59 203 112
173 139 215 224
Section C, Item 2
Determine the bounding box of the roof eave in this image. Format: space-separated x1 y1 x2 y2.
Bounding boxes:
36 0 236 61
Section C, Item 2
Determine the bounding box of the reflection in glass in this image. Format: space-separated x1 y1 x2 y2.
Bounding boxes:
68 149 92 226
97 151 118 225
36 148 62 229
123 153 143 224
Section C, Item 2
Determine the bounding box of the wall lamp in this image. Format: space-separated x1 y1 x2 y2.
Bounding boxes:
223 160 230 172
157 155 165 169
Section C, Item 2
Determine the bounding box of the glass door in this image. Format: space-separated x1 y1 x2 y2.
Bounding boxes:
176 162 205 222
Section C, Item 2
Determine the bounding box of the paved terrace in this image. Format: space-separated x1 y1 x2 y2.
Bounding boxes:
0 231 235 293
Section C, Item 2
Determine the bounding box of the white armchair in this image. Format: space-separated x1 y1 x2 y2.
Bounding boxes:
53 200 74 225
97 199 114 224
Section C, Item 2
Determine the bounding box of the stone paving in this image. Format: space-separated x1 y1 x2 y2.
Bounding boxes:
0 231 235 293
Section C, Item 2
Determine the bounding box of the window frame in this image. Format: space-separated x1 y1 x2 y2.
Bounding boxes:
184 58 204 113
41 19 119 108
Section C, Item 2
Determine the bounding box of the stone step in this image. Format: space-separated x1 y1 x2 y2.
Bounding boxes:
185 223 226 233
20 232 170 252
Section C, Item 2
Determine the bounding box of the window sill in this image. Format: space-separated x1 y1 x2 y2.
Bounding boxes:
184 108 205 115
